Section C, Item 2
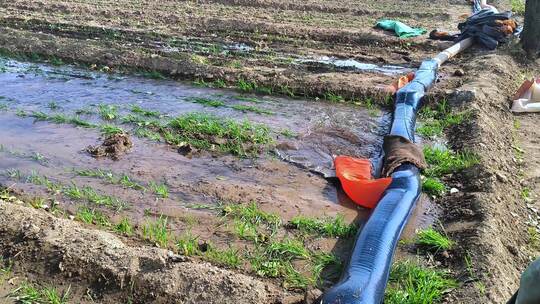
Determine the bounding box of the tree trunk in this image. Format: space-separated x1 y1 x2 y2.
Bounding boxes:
522 0 540 58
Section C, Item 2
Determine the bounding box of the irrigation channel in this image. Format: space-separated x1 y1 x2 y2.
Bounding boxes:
0 57 438 291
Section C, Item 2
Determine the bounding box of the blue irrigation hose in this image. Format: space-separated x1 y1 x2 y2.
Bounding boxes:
321 59 439 304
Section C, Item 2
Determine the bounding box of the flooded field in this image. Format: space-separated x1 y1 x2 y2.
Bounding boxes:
0 0 531 303
0 57 438 292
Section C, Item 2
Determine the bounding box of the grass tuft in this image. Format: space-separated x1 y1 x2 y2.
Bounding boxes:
385 261 457 304
100 124 125 136
511 0 525 14
131 105 161 117
232 104 274 115
528 227 540 250
289 215 357 238
204 244 242 268
167 112 272 156
190 97 226 108
76 206 111 227
224 202 281 235
422 177 446 196
115 218 134 236
423 147 480 178
418 101 471 139
98 104 118 121
176 232 200 256
149 181 169 198
416 228 454 252
142 216 170 248
11 282 71 304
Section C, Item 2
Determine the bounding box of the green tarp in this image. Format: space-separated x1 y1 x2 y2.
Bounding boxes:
376 20 427 38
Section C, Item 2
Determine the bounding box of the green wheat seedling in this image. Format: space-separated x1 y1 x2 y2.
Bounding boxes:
416 228 454 252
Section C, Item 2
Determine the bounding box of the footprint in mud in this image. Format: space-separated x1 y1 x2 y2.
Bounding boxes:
86 133 133 160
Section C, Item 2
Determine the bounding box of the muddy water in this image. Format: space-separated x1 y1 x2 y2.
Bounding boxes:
297 56 413 75
0 58 436 247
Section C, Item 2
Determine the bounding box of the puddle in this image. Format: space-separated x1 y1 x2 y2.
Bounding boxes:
296 56 413 75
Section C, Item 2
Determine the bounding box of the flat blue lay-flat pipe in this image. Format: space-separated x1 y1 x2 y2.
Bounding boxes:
321 164 421 304
320 59 439 304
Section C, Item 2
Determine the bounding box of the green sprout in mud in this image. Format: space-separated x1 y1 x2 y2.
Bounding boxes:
204 244 242 268
423 147 480 178
280 128 296 138
142 216 170 248
74 168 146 192
231 104 274 115
31 152 46 162
131 105 161 117
167 112 273 156
191 54 209 65
247 238 339 289
5 169 22 180
385 261 457 304
26 171 62 193
422 177 446 197
100 124 125 136
0 257 12 282
521 187 531 200
75 107 94 115
223 202 281 235
266 239 310 259
27 197 47 209
48 57 64 67
115 218 134 236
29 112 97 128
62 183 127 210
324 92 344 103
0 146 48 165
189 96 273 115
236 79 258 93
47 101 60 110
141 70 166 80
149 181 169 198
279 85 295 98
464 252 475 279
230 60 243 69
16 109 27 117
289 215 357 238
134 127 162 141
11 282 71 304
416 228 454 252
98 104 118 121
417 101 472 139
76 206 111 227
121 114 162 128
189 97 226 108
528 227 540 251
212 79 227 89
176 232 200 256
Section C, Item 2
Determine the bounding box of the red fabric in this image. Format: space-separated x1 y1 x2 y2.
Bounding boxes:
335 156 392 209
387 72 415 94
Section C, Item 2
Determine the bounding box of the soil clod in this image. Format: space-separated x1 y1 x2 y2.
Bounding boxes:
86 133 133 160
